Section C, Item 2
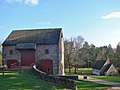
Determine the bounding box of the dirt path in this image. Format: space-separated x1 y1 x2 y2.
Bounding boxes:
107 87 120 90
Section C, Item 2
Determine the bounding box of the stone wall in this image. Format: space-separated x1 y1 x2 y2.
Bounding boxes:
3 43 64 76
35 45 59 75
58 31 64 75
3 46 21 63
32 65 76 90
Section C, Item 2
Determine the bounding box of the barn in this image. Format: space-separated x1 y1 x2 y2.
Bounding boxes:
2 28 64 76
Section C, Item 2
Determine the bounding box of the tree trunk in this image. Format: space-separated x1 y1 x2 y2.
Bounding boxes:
74 65 77 74
68 64 71 73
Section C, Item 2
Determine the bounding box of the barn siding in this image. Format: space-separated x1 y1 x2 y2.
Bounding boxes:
58 32 64 75
35 45 59 75
3 44 64 76
2 28 64 76
3 46 21 64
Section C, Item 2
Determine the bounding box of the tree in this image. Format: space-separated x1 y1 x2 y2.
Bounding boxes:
64 36 120 74
64 38 74 73
105 44 114 61
64 35 84 73
73 36 84 73
112 42 120 70
80 41 90 68
88 44 97 67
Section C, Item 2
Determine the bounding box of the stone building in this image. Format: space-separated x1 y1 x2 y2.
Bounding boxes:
92 60 118 76
2 28 64 75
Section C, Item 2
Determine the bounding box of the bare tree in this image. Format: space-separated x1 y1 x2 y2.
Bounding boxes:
64 36 84 73
73 36 84 73
64 38 74 73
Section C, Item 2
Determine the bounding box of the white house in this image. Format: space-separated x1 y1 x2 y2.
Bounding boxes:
92 60 118 76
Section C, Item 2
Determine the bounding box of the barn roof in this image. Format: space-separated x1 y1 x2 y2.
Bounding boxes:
92 60 106 70
16 43 36 50
2 28 62 45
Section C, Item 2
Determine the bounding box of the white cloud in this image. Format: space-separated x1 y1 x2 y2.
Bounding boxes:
6 0 39 5
24 0 39 5
101 12 120 19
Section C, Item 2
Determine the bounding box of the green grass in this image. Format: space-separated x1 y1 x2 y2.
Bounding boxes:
77 80 109 90
0 70 19 75
65 68 92 74
0 70 68 90
91 76 120 83
0 69 110 90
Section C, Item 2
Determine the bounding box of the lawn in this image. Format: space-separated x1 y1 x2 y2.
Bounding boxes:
0 69 67 90
65 68 92 75
91 75 120 83
77 80 109 90
0 69 109 90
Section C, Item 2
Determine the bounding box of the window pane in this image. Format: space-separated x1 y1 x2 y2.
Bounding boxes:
10 50 13 55
45 49 49 54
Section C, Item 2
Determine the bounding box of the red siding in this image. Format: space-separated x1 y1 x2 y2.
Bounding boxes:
7 60 18 68
39 60 53 74
21 50 35 66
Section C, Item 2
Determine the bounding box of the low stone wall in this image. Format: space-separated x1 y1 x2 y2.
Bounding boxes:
58 75 78 80
32 65 76 90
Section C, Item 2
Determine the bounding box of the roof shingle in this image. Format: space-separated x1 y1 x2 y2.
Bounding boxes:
16 43 36 50
92 60 106 70
2 28 62 45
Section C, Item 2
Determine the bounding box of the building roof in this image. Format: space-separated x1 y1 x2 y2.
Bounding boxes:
16 43 36 50
102 63 112 72
2 28 62 45
92 60 106 70
100 63 112 75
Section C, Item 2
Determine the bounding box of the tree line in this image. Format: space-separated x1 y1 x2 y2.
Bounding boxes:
64 35 120 73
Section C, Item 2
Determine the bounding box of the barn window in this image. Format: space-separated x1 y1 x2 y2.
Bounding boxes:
45 49 49 54
10 50 13 55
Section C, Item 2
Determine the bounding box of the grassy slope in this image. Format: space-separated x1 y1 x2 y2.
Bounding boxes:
0 70 67 90
91 76 120 83
0 70 109 90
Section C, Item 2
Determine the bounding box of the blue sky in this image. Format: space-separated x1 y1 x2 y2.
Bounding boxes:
0 0 120 48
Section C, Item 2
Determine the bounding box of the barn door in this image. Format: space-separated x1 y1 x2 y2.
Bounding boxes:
21 50 35 66
39 60 53 74
7 60 18 68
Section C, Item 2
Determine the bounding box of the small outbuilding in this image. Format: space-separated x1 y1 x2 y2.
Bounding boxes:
92 60 118 76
